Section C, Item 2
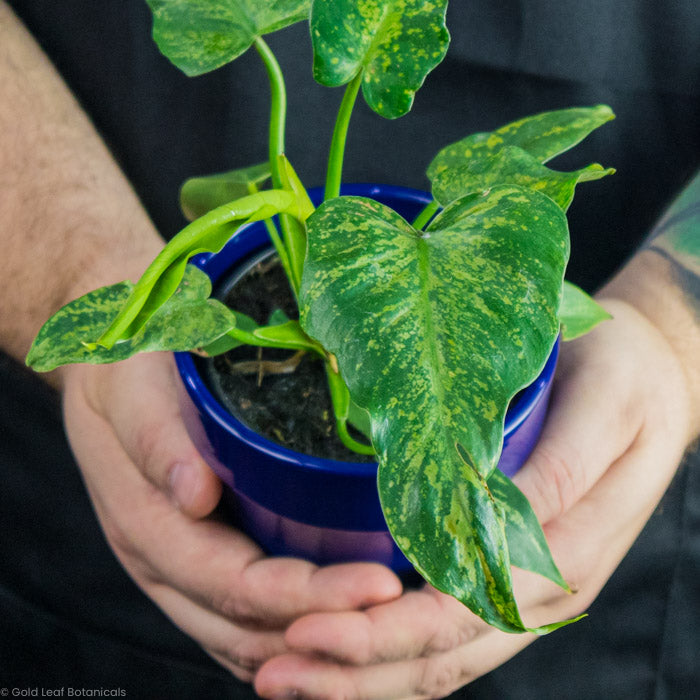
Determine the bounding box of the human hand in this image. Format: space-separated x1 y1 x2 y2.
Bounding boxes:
60 352 403 683
254 298 695 699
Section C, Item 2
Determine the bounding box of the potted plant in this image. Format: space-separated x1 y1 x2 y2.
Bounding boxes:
26 0 614 635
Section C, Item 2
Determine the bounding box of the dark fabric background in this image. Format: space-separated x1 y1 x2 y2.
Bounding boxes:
2 1 699 698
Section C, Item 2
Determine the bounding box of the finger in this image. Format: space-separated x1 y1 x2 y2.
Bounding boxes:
84 353 223 518
146 583 288 683
255 429 681 700
256 627 533 700
540 423 687 601
66 385 402 629
513 325 645 524
283 586 485 666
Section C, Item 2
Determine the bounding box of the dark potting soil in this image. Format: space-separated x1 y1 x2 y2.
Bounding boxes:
199 251 375 463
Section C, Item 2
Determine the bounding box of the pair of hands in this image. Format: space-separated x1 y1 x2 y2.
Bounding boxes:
61 296 694 699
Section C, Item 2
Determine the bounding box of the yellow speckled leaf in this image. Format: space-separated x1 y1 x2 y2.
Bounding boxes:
427 106 615 208
146 0 310 76
311 0 449 118
300 187 575 632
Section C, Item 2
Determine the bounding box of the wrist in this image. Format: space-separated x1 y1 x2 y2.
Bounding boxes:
599 250 700 440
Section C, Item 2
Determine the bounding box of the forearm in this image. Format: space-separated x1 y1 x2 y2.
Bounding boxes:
0 2 163 365
600 169 700 439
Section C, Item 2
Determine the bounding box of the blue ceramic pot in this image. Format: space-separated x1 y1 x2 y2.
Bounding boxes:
175 184 559 576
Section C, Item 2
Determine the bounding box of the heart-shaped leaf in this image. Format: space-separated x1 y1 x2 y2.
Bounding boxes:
427 106 615 207
311 0 449 118
300 188 571 631
180 163 271 221
27 266 237 371
146 0 311 76
559 281 612 340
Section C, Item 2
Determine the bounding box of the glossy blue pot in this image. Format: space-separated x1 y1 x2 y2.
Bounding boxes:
175 184 559 576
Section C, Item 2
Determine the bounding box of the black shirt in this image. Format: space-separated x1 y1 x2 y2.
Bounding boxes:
2 2 699 698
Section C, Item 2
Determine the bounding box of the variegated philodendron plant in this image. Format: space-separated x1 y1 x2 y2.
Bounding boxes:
27 0 615 634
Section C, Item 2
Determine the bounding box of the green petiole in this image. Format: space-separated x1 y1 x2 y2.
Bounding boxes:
412 199 439 230
324 71 363 201
325 360 376 456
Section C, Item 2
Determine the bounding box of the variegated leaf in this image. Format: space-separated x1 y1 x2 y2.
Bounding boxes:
479 105 614 163
311 0 449 118
427 106 615 208
27 266 236 372
486 468 569 590
146 0 310 76
96 189 298 349
429 144 613 212
300 187 572 631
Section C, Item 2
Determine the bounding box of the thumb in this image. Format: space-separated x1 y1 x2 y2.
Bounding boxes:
512 341 641 525
83 353 222 518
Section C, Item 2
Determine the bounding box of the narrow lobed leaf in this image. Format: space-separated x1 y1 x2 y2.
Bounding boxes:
429 143 614 211
488 104 615 164
427 106 615 208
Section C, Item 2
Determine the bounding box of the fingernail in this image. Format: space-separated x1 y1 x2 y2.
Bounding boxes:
168 462 198 510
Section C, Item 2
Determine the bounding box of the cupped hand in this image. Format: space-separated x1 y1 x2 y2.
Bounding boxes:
60 352 403 682
254 298 695 699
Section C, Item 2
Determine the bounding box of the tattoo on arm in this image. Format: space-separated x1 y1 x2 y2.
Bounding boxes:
645 170 700 317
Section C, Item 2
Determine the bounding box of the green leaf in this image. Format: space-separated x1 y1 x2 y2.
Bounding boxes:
429 144 613 212
202 316 324 356
27 266 237 371
146 0 311 76
311 0 450 118
482 105 615 163
200 310 259 355
427 106 615 208
300 187 571 631
180 163 271 221
486 468 569 591
347 398 372 441
96 189 299 349
251 320 324 352
277 154 314 291
559 281 612 340
268 308 291 325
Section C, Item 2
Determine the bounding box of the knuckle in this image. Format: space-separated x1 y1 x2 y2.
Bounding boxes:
217 640 266 675
133 421 179 488
211 585 260 626
422 620 474 656
100 517 156 583
101 516 140 561
532 441 585 519
415 656 469 699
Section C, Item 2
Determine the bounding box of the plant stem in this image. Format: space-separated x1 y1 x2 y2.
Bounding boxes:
325 360 375 456
254 37 286 189
324 71 363 201
247 181 294 293
254 36 306 297
412 199 439 229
